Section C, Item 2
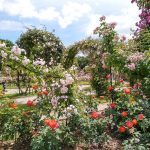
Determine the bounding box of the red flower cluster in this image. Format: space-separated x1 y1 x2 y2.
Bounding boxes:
9 103 17 109
110 103 117 109
44 119 59 129
26 100 34 107
90 111 99 119
124 88 131 94
132 119 138 126
138 114 144 120
120 79 124 83
38 90 49 96
43 90 49 95
121 111 128 117
126 121 133 129
108 86 113 92
32 85 38 90
118 113 144 134
119 126 126 133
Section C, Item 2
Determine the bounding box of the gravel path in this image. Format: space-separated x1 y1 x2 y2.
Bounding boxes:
5 87 108 112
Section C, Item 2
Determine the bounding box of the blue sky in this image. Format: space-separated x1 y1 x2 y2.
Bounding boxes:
0 0 139 46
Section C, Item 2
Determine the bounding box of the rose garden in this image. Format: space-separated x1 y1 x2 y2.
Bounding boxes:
0 0 150 150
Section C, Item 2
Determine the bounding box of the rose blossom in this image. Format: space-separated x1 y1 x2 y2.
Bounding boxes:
127 63 136 70
60 86 68 94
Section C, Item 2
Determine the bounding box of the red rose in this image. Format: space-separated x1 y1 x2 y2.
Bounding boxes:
120 79 124 83
26 100 34 107
138 114 144 120
124 88 131 94
119 126 126 133
44 119 58 129
132 119 138 126
121 111 128 117
110 103 117 109
43 90 49 95
48 120 58 129
90 111 99 119
126 121 133 129
32 85 38 90
108 86 113 92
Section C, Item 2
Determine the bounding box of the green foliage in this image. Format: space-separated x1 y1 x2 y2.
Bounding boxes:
91 62 109 96
135 29 150 52
76 56 89 69
0 39 14 47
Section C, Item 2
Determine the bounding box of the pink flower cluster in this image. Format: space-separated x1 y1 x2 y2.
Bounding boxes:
33 58 45 66
11 46 25 55
99 16 106 21
127 63 136 70
76 71 91 81
126 52 145 71
127 52 145 63
93 16 117 36
60 74 74 94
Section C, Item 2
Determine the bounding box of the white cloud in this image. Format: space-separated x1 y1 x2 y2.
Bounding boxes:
0 20 24 31
58 2 91 28
0 0 140 39
0 0 37 18
0 0 91 28
37 7 59 21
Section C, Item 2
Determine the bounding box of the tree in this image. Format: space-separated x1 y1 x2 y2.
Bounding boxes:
16 28 65 66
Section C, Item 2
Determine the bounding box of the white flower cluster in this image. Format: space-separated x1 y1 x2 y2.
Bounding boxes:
10 54 19 61
1 50 7 58
51 82 61 89
33 58 45 66
60 95 68 101
43 68 49 73
64 105 78 117
0 43 6 48
11 46 25 55
22 56 30 66
70 65 78 70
